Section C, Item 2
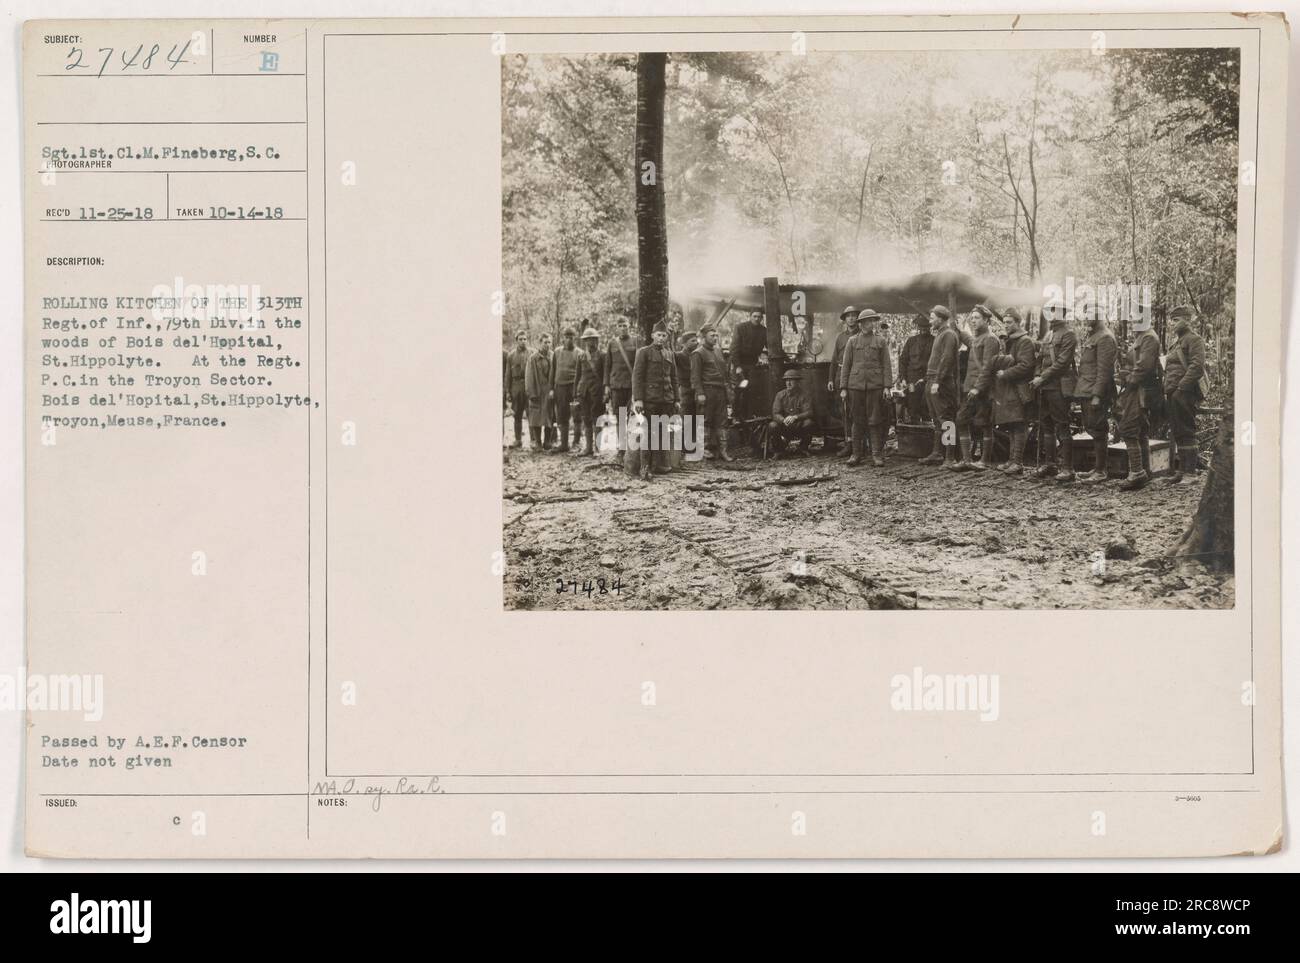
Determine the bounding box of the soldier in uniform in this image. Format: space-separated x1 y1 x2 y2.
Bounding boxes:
675 329 699 429
574 326 604 456
989 308 1037 474
919 305 961 467
603 317 638 450
524 332 554 452
1163 305 1206 482
1030 303 1079 481
828 305 859 455
673 329 700 459
730 309 767 422
631 320 680 481
692 325 733 461
899 314 935 424
839 307 892 467
550 326 582 453
667 311 683 352
1115 313 1164 490
952 306 1002 471
771 369 814 456
1074 312 1118 482
504 330 530 448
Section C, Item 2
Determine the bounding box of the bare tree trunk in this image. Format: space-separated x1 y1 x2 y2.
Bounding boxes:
635 52 669 343
1171 407 1235 572
1123 117 1141 281
853 145 874 268
1002 132 1041 284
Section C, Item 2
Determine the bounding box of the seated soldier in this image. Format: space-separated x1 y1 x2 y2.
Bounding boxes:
770 368 814 456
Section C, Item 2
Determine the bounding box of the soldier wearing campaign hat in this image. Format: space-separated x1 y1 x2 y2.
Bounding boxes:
839 307 893 466
1163 305 1206 482
771 368 814 456
573 324 604 456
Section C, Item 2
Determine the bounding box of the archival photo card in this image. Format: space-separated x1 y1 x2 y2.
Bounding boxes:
21 13 1286 859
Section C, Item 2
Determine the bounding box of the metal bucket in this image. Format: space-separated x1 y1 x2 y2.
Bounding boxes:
664 420 684 471
623 416 646 476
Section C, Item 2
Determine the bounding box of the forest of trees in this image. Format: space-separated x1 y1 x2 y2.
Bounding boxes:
501 46 1239 356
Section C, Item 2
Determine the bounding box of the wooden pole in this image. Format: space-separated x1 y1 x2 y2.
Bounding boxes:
763 276 784 400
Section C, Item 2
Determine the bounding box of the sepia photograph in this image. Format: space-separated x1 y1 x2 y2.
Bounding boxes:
501 45 1241 611
13 5 1289 875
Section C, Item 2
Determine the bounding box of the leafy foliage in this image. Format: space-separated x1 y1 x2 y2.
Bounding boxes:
502 47 1240 363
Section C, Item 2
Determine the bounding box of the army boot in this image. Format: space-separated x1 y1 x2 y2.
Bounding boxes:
846 432 863 466
1034 430 1057 478
973 429 995 471
718 433 735 463
1118 442 1150 491
1079 436 1109 482
1054 428 1076 481
1001 428 1027 475
1139 436 1153 477
1168 446 1198 483
871 427 885 467
918 429 945 466
950 435 975 471
941 443 957 470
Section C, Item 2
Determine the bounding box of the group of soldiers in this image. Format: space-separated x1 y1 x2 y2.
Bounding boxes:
504 300 1208 490
502 316 737 479
830 299 1207 490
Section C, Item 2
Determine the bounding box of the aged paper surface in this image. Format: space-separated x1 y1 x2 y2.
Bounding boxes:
22 13 1285 857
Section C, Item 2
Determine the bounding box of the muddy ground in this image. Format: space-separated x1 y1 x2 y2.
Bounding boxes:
502 427 1232 611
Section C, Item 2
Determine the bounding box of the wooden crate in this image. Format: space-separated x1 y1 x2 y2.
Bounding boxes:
1068 433 1171 475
